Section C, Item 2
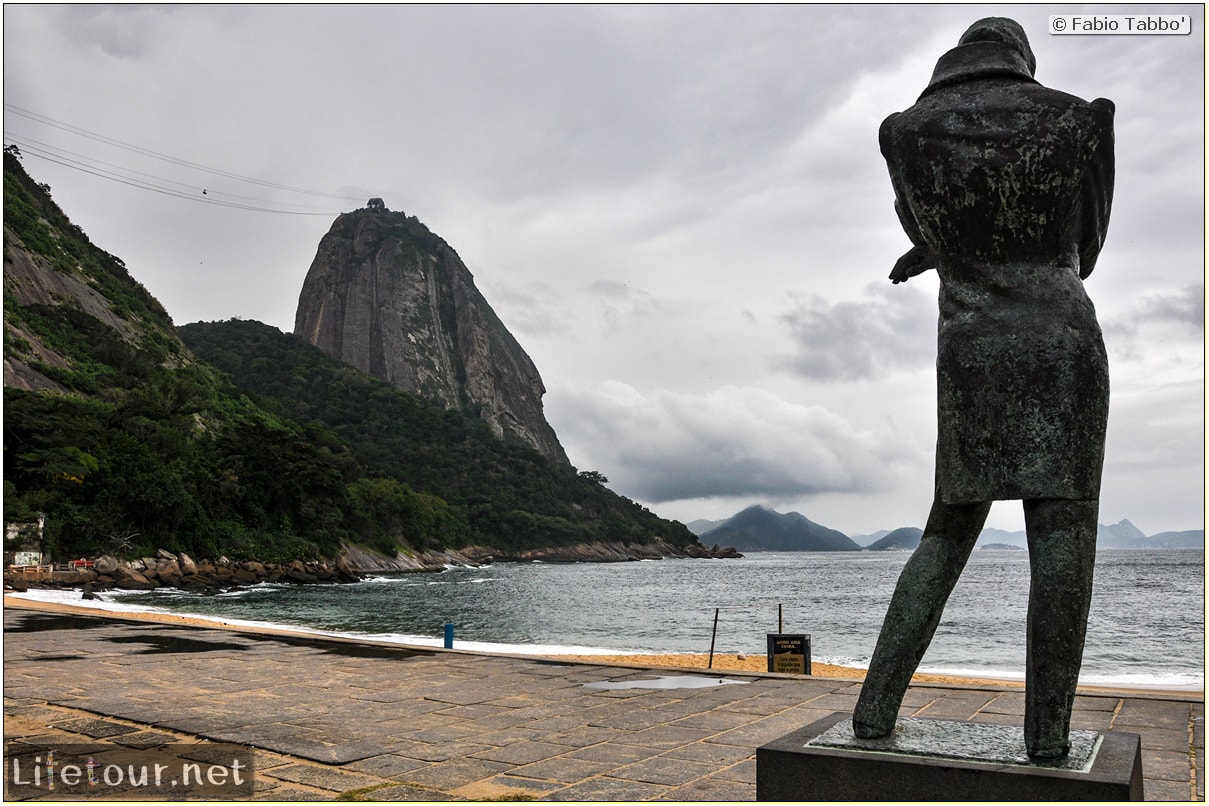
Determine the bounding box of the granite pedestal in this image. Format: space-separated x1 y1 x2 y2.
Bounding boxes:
757 713 1143 801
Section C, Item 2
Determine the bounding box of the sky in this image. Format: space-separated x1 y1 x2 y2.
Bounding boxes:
3 4 1204 537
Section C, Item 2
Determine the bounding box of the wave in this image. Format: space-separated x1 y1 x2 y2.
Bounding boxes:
6 588 630 657
1078 671 1205 690
10 586 1202 691
213 582 290 597
8 588 336 636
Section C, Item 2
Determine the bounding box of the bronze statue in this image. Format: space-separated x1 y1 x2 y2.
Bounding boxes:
852 17 1114 760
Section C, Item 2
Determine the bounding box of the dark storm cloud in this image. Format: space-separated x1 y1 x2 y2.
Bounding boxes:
552 382 928 504
776 283 936 382
1102 283 1205 361
1133 283 1206 329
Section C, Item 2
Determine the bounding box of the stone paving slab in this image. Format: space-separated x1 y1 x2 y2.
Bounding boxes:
3 606 1203 801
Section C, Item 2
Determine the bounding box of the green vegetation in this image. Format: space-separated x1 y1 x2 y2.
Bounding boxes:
3 153 695 563
178 318 695 554
4 381 347 562
4 151 177 344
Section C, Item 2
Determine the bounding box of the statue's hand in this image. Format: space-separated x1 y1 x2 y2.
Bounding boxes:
889 245 934 284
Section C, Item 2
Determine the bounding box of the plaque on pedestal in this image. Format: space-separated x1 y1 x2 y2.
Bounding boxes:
756 713 1143 801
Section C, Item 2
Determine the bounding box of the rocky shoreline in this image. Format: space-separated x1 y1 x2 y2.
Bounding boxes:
2 550 362 595
3 540 742 594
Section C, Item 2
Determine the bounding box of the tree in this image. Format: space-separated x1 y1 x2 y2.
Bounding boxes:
578 470 608 486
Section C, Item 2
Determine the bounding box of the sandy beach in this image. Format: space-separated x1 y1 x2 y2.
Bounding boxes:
551 651 1002 686
7 593 1200 698
7 593 1201 801
1 594 1014 689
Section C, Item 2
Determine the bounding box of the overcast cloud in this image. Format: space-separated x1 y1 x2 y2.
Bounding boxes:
778 283 937 382
3 4 1203 536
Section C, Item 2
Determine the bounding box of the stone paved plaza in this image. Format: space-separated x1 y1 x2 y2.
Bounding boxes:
3 606 1203 801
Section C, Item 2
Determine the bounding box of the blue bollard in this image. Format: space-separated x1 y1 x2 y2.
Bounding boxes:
443 623 454 649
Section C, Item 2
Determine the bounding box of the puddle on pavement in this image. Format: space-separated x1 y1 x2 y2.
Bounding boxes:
583 674 750 690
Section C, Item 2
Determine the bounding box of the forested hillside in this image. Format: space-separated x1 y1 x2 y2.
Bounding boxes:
178 319 697 554
699 505 860 552
3 151 380 562
3 152 702 564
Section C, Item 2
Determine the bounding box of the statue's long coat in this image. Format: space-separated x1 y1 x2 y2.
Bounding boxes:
881 40 1114 503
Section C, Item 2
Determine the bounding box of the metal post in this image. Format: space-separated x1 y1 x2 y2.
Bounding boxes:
778 603 783 634
707 608 720 669
443 623 454 649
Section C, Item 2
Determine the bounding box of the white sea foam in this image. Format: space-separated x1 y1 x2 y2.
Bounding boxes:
9 549 1203 693
908 664 1203 690
8 588 332 636
6 588 630 657
11 587 172 615
1078 671 1205 690
212 583 289 597
13 587 1199 689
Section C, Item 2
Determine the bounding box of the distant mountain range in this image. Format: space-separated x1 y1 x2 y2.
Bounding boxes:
848 530 889 548
978 521 1204 550
690 506 1204 552
686 518 725 536
867 527 924 551
697 506 860 552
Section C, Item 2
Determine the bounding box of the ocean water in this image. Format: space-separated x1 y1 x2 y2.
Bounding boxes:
14 549 1204 689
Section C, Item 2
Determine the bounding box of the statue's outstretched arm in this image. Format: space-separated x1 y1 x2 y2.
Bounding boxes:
889 243 934 284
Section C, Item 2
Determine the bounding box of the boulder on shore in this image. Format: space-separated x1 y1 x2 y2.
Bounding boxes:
6 536 743 598
112 565 155 591
336 539 742 574
178 552 198 576
94 555 119 575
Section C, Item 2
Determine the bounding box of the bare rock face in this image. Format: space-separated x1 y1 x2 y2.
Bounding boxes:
295 204 568 464
4 232 137 392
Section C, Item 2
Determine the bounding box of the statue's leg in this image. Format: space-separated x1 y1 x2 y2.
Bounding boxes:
1022 498 1098 759
852 499 990 738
